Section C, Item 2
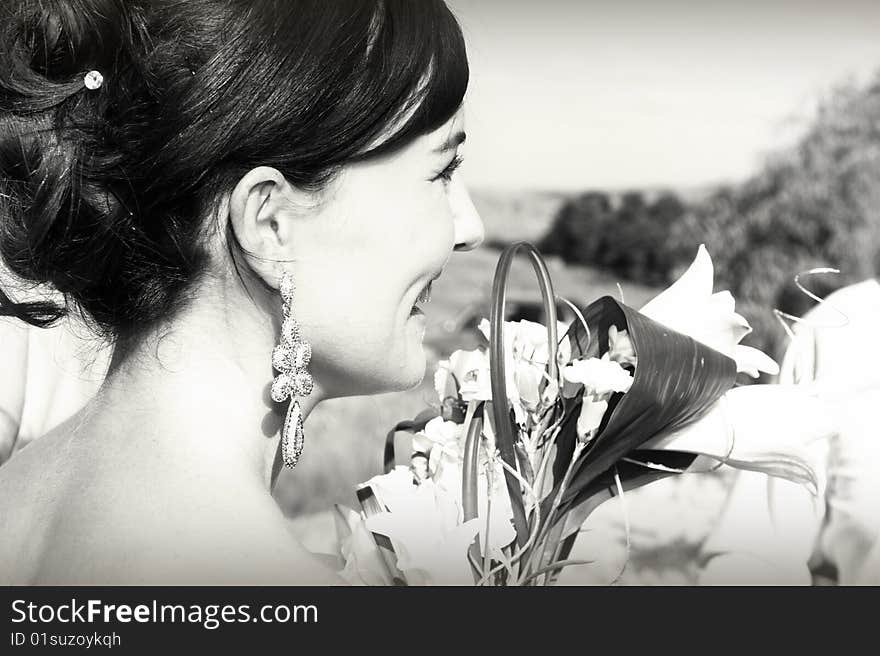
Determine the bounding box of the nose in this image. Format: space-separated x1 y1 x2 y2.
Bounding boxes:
450 177 484 252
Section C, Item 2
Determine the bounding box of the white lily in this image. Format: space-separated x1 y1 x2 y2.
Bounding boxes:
639 244 779 378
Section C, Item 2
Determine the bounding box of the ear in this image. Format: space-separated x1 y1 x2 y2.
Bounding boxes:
227 166 303 287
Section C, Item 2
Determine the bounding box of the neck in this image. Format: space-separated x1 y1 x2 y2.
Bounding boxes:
93 282 324 492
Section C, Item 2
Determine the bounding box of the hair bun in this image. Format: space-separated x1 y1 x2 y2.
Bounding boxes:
0 1 141 330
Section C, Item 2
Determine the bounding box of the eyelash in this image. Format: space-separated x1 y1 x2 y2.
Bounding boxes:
432 155 464 184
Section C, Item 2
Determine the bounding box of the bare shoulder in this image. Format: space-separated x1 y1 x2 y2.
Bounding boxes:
0 432 74 584
142 496 347 585
38 488 345 585
0 417 347 585
1 450 344 585
20 511 342 586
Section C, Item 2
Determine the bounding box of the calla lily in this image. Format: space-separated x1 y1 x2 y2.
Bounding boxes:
639 245 779 378
641 384 831 494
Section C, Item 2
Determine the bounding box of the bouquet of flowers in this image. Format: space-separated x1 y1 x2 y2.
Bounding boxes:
335 243 831 585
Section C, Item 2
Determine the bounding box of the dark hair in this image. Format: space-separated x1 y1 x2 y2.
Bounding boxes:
0 0 468 349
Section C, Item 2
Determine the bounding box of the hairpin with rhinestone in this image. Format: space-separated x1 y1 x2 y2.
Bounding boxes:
83 70 103 90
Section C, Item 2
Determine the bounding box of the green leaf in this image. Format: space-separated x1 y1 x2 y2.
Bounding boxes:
556 450 698 546
557 296 736 513
356 486 409 586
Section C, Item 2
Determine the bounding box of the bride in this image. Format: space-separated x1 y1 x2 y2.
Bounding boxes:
0 0 483 584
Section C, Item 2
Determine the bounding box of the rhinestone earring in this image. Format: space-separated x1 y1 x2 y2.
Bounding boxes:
270 271 313 469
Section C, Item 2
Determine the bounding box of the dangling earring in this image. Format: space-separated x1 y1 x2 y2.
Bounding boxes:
270 270 313 469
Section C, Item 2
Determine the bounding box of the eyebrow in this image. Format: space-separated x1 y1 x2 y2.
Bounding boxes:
434 130 467 153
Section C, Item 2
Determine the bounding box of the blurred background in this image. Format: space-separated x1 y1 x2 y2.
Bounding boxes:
283 0 880 583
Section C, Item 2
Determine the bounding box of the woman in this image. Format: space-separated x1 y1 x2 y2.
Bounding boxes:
0 0 483 584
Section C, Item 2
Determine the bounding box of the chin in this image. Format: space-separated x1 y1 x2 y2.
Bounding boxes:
370 321 429 393
402 361 428 391
392 350 428 392
338 350 425 397
317 337 427 398
379 340 428 393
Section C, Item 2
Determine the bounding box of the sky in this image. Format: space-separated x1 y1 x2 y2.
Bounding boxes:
447 0 880 191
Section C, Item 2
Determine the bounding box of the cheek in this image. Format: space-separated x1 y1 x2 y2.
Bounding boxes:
298 184 456 390
348 192 455 292
396 192 457 267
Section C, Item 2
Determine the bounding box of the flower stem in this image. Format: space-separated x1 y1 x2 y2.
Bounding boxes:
522 558 595 584
526 441 585 578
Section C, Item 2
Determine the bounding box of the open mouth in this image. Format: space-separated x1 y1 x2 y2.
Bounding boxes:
410 281 432 316
410 271 441 317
